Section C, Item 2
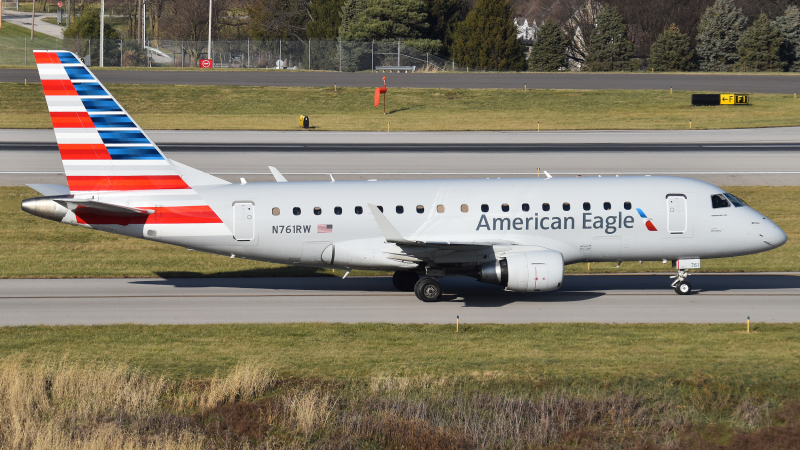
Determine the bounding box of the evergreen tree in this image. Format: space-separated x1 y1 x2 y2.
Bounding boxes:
582 6 634 71
63 5 122 66
340 0 429 41
696 0 747 72
528 18 567 72
735 13 785 72
307 0 346 39
649 24 694 72
450 0 526 71
423 0 466 57
338 0 366 38
774 5 800 72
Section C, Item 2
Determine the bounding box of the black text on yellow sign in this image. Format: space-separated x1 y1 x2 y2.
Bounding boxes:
720 94 749 105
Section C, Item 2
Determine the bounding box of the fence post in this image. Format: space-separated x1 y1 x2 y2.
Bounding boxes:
247 38 250 68
397 39 400 66
372 40 374 73
279 39 282 68
339 38 341 72
308 39 311 70
24 37 26 66
120 39 123 67
181 41 183 67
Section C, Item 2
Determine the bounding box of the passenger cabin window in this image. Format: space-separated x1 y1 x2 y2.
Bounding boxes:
583 202 591 211
355 206 363 215
481 204 489 212
293 207 301 216
604 202 611 211
377 206 383 212
437 205 445 213
334 206 342 215
624 202 631 210
711 194 731 208
272 207 280 216
724 193 747 207
542 203 550 211
522 203 530 212
563 203 570 211
501 203 509 212
314 207 321 216
396 205 404 214
461 204 469 213
416 205 424 213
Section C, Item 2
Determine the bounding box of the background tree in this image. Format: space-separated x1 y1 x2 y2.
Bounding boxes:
450 0 526 71
549 0 603 68
735 13 786 71
695 0 747 71
774 5 800 71
583 6 634 71
528 18 567 71
423 0 468 57
338 0 367 38
247 0 309 40
340 0 442 53
63 5 122 66
307 0 346 38
649 24 694 71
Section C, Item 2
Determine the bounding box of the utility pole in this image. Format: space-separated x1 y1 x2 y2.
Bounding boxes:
136 0 142 44
207 0 212 64
142 0 146 49
30 0 35 41
100 0 104 66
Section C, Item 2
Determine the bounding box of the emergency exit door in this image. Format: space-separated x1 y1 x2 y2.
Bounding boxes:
667 195 687 234
233 202 255 241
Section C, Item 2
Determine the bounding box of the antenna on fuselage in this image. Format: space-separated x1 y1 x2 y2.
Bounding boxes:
329 174 335 182
268 166 288 182
544 171 553 179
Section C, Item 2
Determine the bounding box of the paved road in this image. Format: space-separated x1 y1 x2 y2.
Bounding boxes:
3 142 799 186
0 274 797 325
1 9 63 39
3 68 800 93
4 128 800 145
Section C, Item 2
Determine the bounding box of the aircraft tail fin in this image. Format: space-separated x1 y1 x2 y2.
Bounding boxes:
33 50 227 193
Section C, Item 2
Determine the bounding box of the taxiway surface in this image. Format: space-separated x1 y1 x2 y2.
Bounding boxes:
2 142 799 186
2 69 799 93
1 274 798 325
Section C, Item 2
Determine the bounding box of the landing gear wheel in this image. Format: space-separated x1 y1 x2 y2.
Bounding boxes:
414 277 442 302
392 271 419 292
674 281 692 295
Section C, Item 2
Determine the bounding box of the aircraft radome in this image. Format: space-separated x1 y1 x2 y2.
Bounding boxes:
22 51 788 301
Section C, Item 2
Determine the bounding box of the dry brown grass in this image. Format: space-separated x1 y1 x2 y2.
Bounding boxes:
1 359 799 449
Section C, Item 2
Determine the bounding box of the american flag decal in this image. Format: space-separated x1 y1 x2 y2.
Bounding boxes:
318 224 333 233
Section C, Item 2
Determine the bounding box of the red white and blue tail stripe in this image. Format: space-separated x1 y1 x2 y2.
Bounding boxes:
34 50 229 231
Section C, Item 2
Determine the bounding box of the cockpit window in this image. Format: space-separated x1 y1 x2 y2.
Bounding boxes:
724 193 747 207
711 194 730 209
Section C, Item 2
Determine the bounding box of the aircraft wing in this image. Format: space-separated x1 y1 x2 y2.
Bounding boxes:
367 203 514 250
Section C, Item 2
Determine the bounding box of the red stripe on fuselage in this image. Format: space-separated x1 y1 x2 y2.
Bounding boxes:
67 175 190 192
50 111 95 128
75 205 222 225
59 144 112 160
42 79 77 96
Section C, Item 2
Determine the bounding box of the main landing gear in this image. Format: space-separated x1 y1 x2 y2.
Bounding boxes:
671 269 692 295
393 271 442 301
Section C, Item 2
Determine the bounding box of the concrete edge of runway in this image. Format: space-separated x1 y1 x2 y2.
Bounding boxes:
2 127 800 146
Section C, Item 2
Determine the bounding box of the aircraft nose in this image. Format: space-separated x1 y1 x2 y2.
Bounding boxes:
767 224 788 248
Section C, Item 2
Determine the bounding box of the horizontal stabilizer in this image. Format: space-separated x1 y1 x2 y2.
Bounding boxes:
27 184 70 197
53 197 154 217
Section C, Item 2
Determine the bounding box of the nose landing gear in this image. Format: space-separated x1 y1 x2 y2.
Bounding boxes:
671 269 692 295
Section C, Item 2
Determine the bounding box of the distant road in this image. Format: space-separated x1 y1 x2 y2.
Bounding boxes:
1 274 798 325
2 68 799 93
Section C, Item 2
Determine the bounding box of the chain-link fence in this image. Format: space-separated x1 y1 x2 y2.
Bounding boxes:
1 36 466 71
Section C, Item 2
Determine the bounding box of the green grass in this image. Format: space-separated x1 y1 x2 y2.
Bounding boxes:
0 21 61 66
3 82 800 130
0 186 797 278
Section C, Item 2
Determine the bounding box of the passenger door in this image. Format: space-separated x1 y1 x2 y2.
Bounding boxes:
233 202 255 241
667 195 687 234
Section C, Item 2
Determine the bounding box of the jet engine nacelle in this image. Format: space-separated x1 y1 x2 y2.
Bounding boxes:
478 250 564 292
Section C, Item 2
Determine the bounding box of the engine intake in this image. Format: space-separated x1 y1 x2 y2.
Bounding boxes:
478 250 564 292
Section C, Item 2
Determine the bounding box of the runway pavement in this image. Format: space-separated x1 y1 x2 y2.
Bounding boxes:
2 68 800 93
2 141 799 186
1 274 797 325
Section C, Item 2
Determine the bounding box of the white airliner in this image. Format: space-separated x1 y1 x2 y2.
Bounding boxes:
22 51 787 300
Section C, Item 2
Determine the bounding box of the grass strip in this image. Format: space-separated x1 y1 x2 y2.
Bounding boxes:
1 186 797 278
1 323 799 448
3 82 800 130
